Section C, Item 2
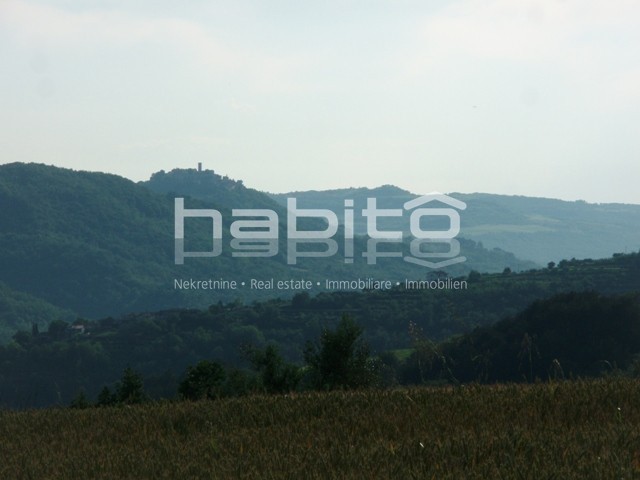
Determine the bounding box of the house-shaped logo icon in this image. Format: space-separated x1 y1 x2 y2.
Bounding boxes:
402 192 467 268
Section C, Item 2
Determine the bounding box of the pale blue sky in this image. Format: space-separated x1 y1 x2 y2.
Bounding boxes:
1 0 639 203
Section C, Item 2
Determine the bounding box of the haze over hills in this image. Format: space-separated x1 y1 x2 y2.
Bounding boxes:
1 162 640 407
270 186 640 264
0 163 533 342
140 167 536 275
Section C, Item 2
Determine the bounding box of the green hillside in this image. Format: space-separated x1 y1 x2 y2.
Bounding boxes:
142 167 286 213
412 290 640 385
140 169 536 279
270 186 640 264
0 163 535 342
2 252 639 408
142 168 537 275
0 162 228 319
0 282 75 341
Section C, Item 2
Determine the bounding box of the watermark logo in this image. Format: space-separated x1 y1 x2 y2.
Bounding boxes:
175 193 466 269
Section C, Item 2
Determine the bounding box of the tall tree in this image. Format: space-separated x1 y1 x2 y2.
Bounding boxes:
304 315 376 390
116 367 148 405
246 344 301 394
178 360 226 400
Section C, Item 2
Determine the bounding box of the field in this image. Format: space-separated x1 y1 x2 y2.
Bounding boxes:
2 379 640 479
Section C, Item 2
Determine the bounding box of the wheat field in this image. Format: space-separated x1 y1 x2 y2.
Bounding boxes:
2 379 640 479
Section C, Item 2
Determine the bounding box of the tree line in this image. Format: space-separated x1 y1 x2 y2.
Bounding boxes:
66 290 640 409
70 316 376 407
2 252 640 408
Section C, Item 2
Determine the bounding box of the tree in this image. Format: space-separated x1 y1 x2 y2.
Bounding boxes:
116 367 148 405
304 315 376 390
221 368 259 397
70 389 90 409
291 292 310 309
178 360 226 400
47 319 68 340
467 270 482 283
96 386 116 407
12 330 31 347
246 344 301 394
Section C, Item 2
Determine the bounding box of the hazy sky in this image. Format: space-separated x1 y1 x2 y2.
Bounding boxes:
1 0 639 203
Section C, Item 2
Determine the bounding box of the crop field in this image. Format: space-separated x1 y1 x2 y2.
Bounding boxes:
2 379 640 479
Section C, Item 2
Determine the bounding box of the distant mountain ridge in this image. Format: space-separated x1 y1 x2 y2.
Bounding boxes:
142 167 286 213
0 163 534 342
270 186 640 264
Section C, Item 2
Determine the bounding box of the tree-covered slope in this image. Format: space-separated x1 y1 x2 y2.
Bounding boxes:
0 162 222 319
411 291 640 385
0 163 534 343
0 163 304 326
0 282 75 342
142 167 286 213
141 167 536 274
270 186 640 264
2 252 639 408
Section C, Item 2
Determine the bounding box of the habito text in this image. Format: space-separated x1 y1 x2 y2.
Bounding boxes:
174 194 467 269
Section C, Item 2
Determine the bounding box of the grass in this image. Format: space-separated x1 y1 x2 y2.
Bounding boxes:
2 379 640 479
389 348 414 362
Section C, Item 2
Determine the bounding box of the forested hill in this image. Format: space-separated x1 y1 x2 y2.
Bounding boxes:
414 291 640 385
0 162 179 317
0 162 296 333
140 167 537 273
0 282 75 342
0 163 534 342
2 252 639 408
270 186 640 264
142 167 286 213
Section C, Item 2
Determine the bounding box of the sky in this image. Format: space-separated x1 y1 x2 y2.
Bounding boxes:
1 0 639 204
